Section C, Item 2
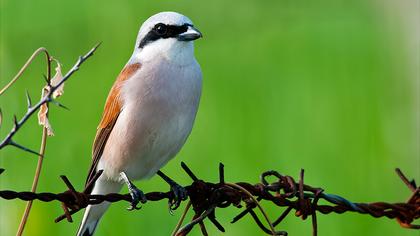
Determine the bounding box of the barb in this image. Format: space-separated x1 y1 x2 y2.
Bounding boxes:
0 43 101 155
0 163 418 235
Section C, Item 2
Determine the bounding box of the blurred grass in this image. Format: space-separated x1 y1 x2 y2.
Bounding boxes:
0 0 419 235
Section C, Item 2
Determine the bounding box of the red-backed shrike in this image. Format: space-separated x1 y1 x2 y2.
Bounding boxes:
77 12 202 236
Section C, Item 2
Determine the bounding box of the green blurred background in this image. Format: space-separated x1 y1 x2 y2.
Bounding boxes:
0 0 419 235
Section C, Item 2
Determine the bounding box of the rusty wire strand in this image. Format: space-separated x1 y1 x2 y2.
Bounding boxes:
0 163 418 235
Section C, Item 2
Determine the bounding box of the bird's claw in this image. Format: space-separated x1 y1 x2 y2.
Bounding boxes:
168 183 188 213
127 186 147 211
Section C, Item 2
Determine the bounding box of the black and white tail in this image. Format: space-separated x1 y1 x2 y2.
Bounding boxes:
76 178 122 236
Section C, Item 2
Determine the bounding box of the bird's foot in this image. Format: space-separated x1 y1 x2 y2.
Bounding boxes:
168 182 188 213
157 170 188 213
127 184 147 211
120 172 147 211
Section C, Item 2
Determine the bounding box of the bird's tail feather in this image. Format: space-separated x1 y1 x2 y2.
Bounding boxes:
76 178 122 236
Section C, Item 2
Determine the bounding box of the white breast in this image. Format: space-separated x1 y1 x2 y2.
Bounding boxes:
98 58 202 181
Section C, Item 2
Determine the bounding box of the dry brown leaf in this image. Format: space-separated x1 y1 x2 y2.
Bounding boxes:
38 88 54 136
38 60 64 136
51 61 64 98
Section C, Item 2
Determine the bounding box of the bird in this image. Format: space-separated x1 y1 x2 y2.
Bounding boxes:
77 11 203 236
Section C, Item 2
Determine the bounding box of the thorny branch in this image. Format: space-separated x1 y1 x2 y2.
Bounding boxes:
0 43 101 155
0 163 418 235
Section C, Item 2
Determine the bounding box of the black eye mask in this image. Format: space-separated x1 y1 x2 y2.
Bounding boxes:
138 23 191 48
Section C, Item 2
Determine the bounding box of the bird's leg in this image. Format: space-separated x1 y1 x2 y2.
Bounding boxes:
120 172 147 211
157 170 188 212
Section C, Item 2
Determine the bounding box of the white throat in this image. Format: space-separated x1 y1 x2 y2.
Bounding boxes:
131 40 195 66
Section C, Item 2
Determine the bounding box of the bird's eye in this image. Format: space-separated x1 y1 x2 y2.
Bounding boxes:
155 24 167 36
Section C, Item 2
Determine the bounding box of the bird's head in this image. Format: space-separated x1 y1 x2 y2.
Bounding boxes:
133 12 202 64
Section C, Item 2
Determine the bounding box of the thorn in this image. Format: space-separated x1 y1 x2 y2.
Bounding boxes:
13 115 18 129
25 90 32 108
9 140 42 157
50 99 69 110
43 74 49 84
81 42 102 62
410 180 417 189
94 41 102 50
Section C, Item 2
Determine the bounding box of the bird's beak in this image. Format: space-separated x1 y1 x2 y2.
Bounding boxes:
178 25 202 41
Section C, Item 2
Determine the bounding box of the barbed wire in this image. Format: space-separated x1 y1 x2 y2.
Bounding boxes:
1 163 418 235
